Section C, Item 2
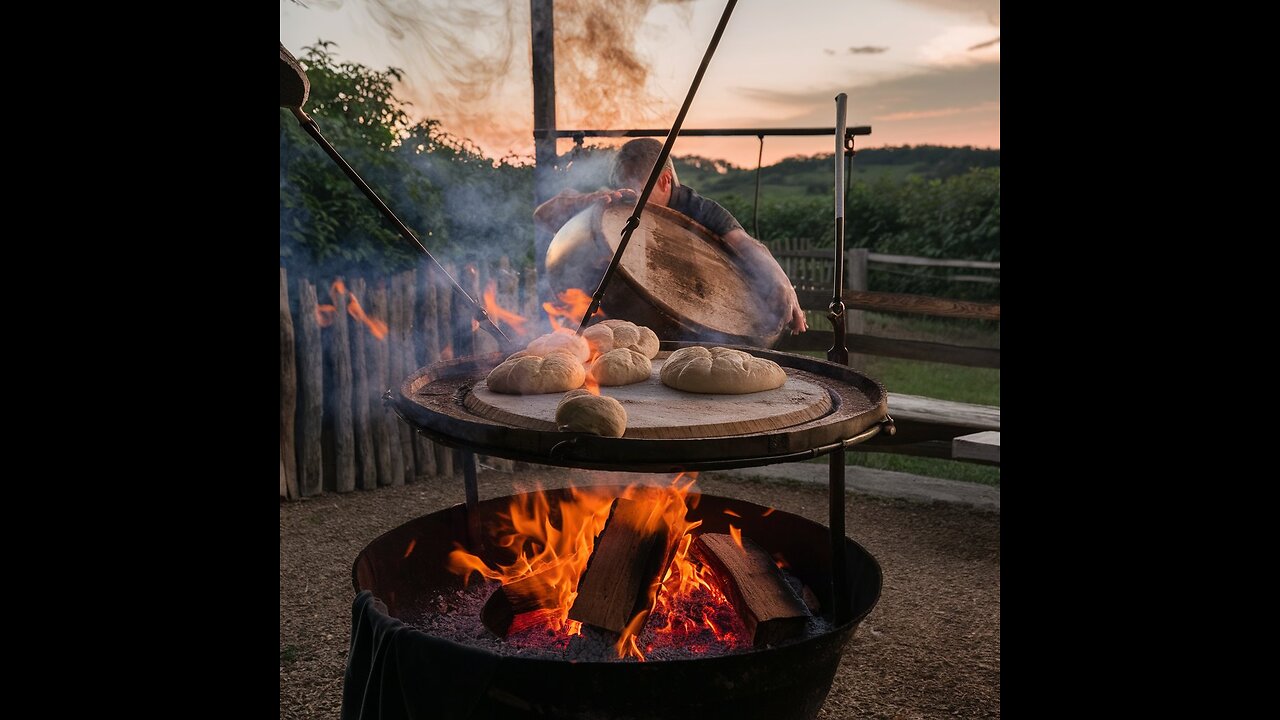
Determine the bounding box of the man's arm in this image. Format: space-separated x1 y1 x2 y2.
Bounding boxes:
533 188 637 235
721 228 808 335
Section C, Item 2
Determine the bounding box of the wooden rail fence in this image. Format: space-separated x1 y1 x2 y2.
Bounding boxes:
279 258 541 500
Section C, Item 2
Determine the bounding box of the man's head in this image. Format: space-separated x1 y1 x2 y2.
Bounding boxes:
610 138 679 206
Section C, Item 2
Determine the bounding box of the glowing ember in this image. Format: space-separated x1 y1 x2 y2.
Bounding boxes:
403 539 417 559
723 509 742 518
447 472 753 661
483 280 529 336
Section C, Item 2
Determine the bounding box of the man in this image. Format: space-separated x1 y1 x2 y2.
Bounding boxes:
534 138 808 335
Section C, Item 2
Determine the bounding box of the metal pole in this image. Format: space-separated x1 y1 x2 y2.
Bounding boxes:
829 93 852 625
530 0 558 324
459 449 482 551
574 0 740 335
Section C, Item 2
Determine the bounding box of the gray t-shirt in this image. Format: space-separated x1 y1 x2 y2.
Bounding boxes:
667 184 743 238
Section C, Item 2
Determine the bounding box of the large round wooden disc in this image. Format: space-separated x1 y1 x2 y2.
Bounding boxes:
464 359 831 439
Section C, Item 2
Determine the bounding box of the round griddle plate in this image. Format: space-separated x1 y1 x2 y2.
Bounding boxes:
393 342 888 472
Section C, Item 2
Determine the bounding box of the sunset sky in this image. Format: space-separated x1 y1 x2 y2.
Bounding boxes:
280 0 999 168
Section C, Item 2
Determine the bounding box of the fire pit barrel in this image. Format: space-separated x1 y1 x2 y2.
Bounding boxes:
344 487 882 720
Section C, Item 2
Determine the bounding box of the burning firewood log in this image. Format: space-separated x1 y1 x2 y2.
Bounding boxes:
480 569 560 638
568 496 680 636
691 533 811 647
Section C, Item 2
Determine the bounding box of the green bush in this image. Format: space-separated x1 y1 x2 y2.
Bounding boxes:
279 43 535 276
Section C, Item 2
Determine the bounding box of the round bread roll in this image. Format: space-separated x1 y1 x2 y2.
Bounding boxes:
583 320 660 359
556 389 627 437
525 331 590 363
587 348 653 386
659 346 787 394
486 351 587 395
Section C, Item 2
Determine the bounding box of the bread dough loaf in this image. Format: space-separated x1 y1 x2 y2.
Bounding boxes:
587 348 653 386
525 331 591 363
486 351 586 395
659 346 787 394
583 320 660 359
555 389 627 437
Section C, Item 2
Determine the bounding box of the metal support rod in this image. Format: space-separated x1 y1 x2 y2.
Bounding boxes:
538 126 872 138
290 107 515 353
574 0 740 335
459 449 482 551
829 93 852 625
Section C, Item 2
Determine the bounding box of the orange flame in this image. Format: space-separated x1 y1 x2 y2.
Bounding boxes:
543 288 603 332
313 280 388 340
316 304 337 326
448 484 618 636
447 475 734 661
483 280 529 337
345 288 389 340
403 539 417 559
728 524 744 552
761 507 776 517
723 509 741 518
583 372 601 396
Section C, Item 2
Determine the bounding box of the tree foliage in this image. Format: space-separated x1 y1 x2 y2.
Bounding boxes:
279 42 534 276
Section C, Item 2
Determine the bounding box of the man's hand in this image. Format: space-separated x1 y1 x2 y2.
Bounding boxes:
593 188 637 206
785 285 807 335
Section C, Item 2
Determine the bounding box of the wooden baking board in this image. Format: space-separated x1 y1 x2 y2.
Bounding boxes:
464 359 832 439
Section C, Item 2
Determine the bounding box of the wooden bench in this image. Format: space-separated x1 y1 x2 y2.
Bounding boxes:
860 393 1000 466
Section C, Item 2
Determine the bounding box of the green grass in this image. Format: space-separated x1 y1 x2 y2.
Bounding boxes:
795 313 1000 487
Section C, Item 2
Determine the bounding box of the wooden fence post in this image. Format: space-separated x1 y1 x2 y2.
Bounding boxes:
847 248 868 370
328 280 356 493
432 265 456 478
438 262 455 361
296 279 323 497
372 283 404 486
389 274 414 484
403 270 436 479
350 278 378 490
465 262 496 356
280 268 299 500
417 265 450 477
523 264 540 334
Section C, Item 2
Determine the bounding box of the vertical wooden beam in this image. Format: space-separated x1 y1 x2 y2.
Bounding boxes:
296 279 324 497
328 280 356 493
390 274 414 484
404 270 435 479
523 264 540 326
847 248 868 370
531 0 558 312
279 268 299 500
418 265 448 477
350 278 378 490
437 262 455 362
465 262 496 356
371 283 404 486
432 265 456 479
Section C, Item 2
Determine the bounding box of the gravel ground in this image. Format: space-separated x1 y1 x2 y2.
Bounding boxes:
280 465 1000 719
